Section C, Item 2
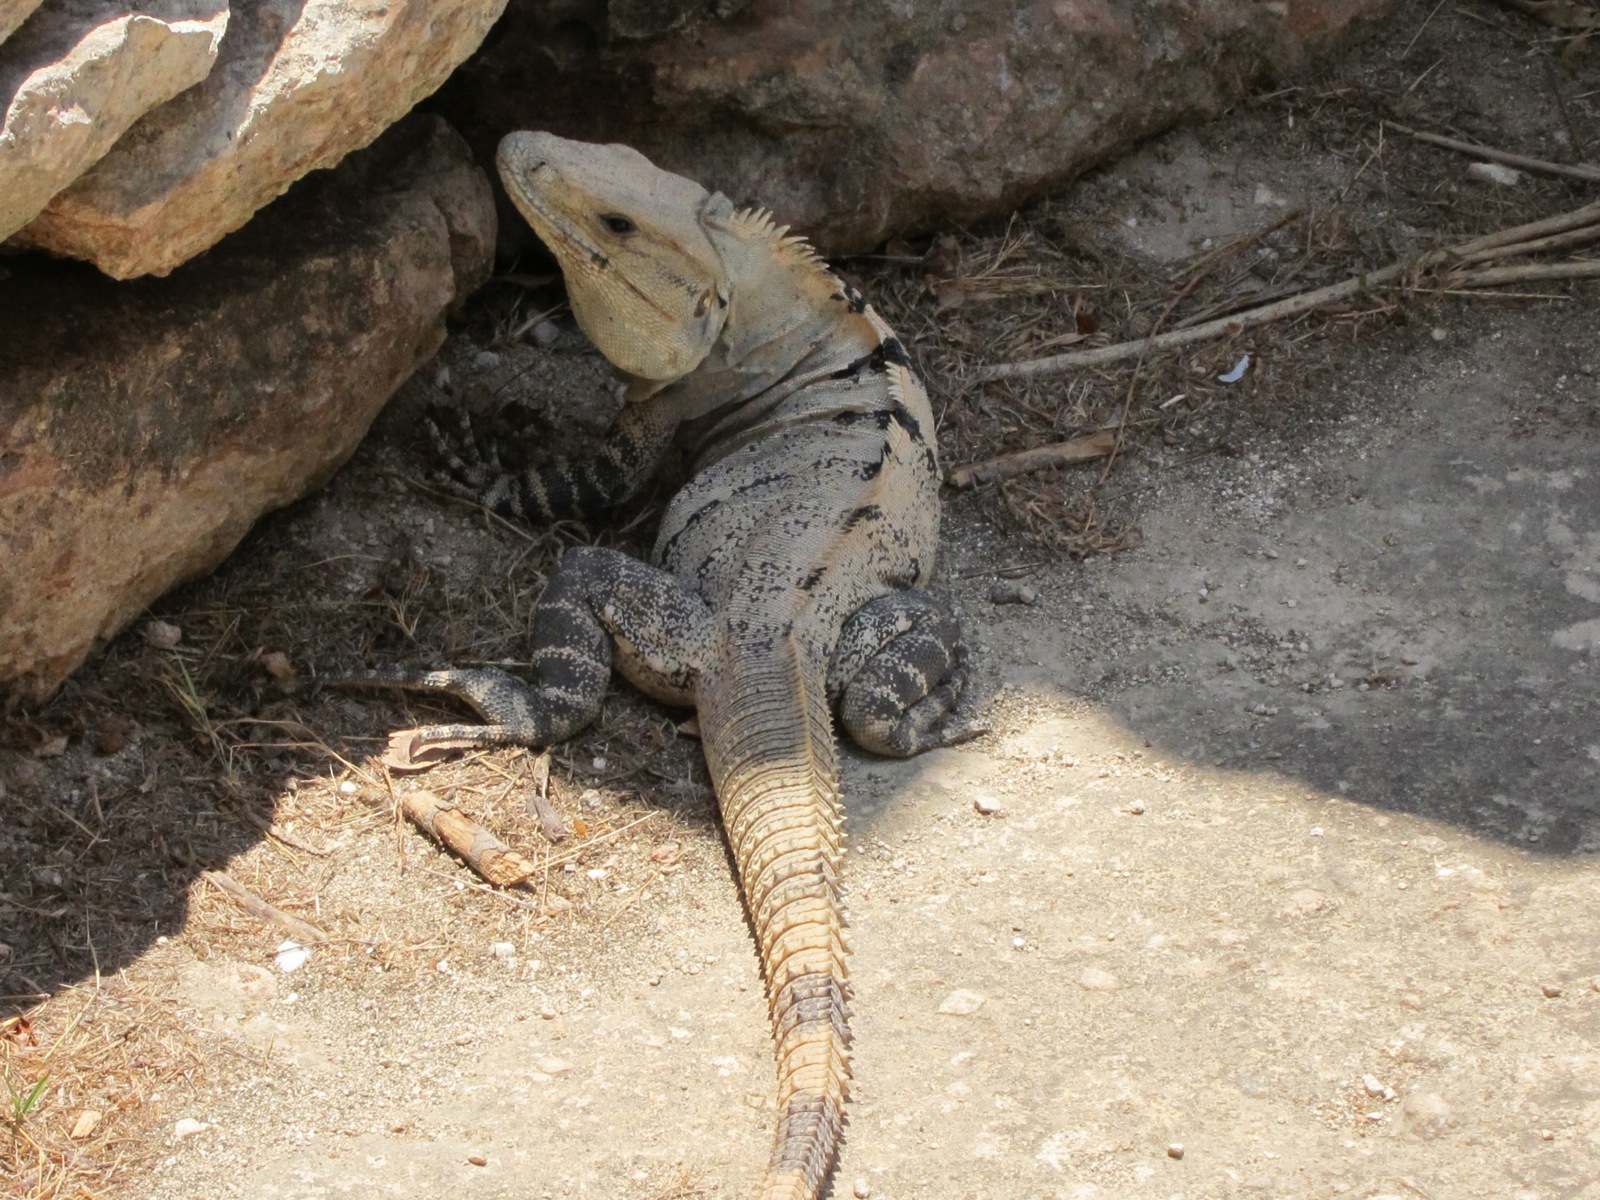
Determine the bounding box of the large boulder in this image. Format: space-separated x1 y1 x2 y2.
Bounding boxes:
0 116 496 702
0 0 228 243
12 0 508 278
0 0 46 44
436 0 1398 255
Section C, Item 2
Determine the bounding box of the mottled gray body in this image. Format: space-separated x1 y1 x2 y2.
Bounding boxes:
348 133 977 1200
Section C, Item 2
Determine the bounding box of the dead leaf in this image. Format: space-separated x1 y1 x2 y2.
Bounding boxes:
382 729 479 772
70 1110 102 1140
1 1014 36 1045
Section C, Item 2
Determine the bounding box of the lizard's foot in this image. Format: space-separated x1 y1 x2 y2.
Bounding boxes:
831 591 981 758
424 404 503 493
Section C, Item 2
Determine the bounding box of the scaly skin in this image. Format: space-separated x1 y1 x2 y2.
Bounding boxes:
349 132 979 1198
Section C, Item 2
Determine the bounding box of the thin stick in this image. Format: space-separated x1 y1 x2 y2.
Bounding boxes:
973 264 1405 380
419 866 547 913
544 812 660 869
1446 201 1600 257
1390 122 1600 182
1451 260 1600 286
946 432 1119 490
974 200 1600 382
601 866 666 931
1402 0 1450 56
201 871 328 943
237 808 330 857
1456 222 1600 264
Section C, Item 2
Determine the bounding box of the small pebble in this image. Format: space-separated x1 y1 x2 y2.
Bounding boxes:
973 794 1003 816
1467 161 1522 186
1540 1129 1555 1141
1166 1142 1185 1160
988 580 1038 606
1078 966 1119 991
853 1180 872 1199
1431 327 1449 342
1363 1074 1386 1097
1541 983 1562 998
338 780 358 795
491 942 515 959
260 651 295 681
145 620 183 650
173 1118 210 1139
1122 801 1145 815
467 1154 488 1167
531 320 561 347
472 350 502 370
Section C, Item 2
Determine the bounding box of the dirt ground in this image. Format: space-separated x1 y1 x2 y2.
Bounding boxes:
4 2 1599 1198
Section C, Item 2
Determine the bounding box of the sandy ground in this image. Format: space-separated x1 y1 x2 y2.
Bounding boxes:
4 3 1599 1198
120 302 1599 1200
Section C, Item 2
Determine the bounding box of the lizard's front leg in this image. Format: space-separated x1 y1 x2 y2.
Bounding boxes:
428 394 679 524
347 547 712 758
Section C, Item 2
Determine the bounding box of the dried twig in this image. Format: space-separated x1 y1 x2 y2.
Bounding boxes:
401 789 537 887
1389 122 1600 182
973 201 1600 382
1448 260 1600 286
201 871 328 943
236 808 330 857
947 432 1119 490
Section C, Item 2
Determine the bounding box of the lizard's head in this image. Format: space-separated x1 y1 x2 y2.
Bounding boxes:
497 131 730 384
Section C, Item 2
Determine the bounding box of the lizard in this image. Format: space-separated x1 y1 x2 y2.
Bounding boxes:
356 131 979 1200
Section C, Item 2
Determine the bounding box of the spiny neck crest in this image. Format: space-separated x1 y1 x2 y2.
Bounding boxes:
727 206 829 273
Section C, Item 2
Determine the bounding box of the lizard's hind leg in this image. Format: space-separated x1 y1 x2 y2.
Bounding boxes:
829 590 985 758
351 547 712 757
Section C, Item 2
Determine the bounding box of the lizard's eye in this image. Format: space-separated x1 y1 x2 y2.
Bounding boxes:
600 213 636 236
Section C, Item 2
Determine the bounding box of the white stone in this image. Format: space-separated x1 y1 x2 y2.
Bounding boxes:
0 1 229 243
1467 161 1521 187
937 988 986 1015
21 0 509 277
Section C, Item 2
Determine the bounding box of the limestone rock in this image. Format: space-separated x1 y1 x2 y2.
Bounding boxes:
0 116 496 701
0 0 46 45
18 0 508 278
0 1 228 243
437 0 1398 255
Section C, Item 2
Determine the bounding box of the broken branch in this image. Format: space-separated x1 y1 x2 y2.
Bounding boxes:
1449 260 1600 287
973 201 1600 383
1390 122 1600 183
946 431 1119 490
402 789 537 887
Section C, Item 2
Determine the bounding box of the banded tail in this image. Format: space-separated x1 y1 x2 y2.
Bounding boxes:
697 638 851 1199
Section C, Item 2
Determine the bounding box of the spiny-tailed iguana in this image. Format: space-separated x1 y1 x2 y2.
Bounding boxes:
360 132 978 1199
